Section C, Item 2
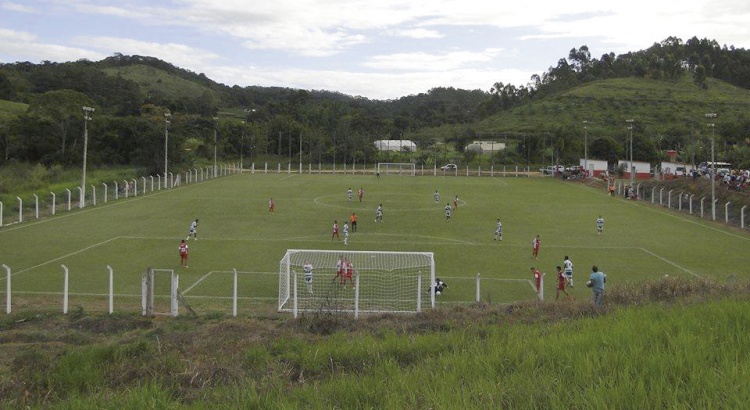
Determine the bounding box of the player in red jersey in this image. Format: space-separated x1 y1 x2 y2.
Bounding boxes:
269 197 275 214
531 267 543 294
344 258 356 288
357 187 364 202
332 255 345 284
532 235 541 259
179 239 189 268
331 220 340 240
453 195 459 210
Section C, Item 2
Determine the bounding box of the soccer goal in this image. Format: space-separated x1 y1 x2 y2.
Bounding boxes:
376 163 416 176
278 250 435 318
142 268 179 317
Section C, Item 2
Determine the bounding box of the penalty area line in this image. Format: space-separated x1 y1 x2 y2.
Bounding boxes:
13 236 122 276
182 271 215 295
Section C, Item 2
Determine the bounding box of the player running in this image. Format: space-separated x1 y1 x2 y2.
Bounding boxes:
343 222 350 245
347 187 353 202
186 219 199 241
375 204 383 223
445 203 452 222
434 190 440 205
179 239 189 268
596 215 605 234
453 195 459 210
494 219 503 241
563 255 574 287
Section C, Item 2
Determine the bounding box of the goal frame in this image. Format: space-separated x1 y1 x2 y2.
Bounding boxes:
376 162 416 176
279 249 435 318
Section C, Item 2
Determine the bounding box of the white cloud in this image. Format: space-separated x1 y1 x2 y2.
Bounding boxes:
389 28 444 39
363 48 504 71
83 37 221 68
2 2 37 13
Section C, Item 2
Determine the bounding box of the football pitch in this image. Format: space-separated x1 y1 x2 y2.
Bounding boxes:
1 172 748 314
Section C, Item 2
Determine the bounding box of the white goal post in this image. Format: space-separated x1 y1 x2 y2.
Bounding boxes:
376 163 416 176
279 250 435 318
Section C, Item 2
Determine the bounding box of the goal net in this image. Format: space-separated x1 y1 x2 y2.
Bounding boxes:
279 250 435 317
377 163 416 176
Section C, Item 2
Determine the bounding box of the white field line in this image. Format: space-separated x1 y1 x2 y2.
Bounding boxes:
638 247 700 278
12 236 121 276
182 271 214 294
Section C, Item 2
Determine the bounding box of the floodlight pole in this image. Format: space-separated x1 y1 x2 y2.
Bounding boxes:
164 113 171 178
626 119 635 186
213 116 219 177
81 106 95 208
706 113 717 220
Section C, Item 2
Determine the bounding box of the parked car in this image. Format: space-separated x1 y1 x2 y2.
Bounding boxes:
441 163 458 171
540 165 564 175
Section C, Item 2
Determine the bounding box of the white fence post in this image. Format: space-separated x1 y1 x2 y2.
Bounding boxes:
103 183 107 203
33 194 39 219
50 192 56 215
107 265 114 314
91 185 96 206
700 197 705 218
66 188 72 210
61 265 69 314
659 188 664 206
476 273 481 302
0 201 3 227
725 202 731 224
76 187 83 208
157 175 161 190
114 181 119 200
233 268 238 317
742 206 747 229
668 190 673 208
3 264 11 314
142 177 146 194
689 194 694 214
16 197 22 223
132 179 137 197
651 187 656 204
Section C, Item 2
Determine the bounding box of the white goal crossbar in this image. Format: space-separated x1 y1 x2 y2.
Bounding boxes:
279 249 435 318
376 163 416 176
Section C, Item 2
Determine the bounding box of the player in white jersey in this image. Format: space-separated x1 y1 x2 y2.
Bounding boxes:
494 219 503 241
343 222 350 245
444 203 452 222
187 219 199 241
375 204 383 223
347 187 353 202
563 255 574 287
303 261 313 294
596 215 605 234
434 190 440 204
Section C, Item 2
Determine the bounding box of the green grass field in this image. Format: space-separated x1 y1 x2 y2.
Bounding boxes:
1 172 748 314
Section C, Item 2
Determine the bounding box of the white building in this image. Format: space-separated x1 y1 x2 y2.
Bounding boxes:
465 141 506 153
374 140 417 152
617 160 651 180
580 159 608 177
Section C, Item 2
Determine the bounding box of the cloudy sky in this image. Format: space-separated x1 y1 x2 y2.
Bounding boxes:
1 0 749 100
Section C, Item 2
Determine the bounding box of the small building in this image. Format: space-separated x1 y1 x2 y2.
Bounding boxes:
659 162 694 177
580 159 608 177
617 160 651 180
374 140 417 152
465 141 506 153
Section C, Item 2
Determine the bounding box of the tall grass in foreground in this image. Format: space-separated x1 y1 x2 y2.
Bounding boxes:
1 280 748 409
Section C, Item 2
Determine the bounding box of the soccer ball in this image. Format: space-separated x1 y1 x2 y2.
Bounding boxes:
436 291 441 296
586 280 593 288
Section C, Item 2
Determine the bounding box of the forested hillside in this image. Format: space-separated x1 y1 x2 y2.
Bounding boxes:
1 36 749 176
